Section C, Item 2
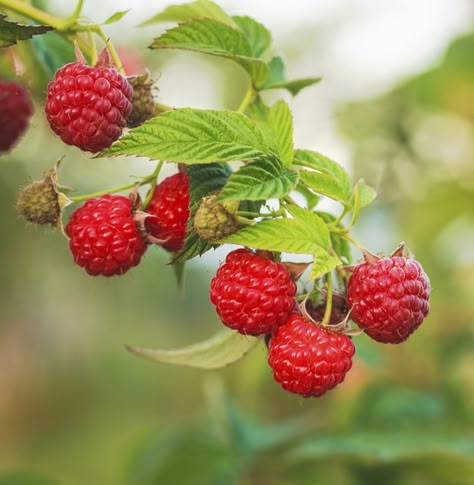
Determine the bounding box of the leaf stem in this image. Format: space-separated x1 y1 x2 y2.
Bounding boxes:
0 0 65 29
140 160 165 210
343 233 367 251
70 175 156 204
87 29 98 65
321 273 333 327
237 86 255 113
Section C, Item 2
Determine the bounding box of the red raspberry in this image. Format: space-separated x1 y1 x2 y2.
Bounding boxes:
0 80 33 154
66 195 147 276
45 62 132 153
145 173 190 252
347 256 430 343
268 314 355 397
210 249 297 336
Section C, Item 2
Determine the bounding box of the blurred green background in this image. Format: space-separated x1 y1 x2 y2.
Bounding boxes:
0 1 473 484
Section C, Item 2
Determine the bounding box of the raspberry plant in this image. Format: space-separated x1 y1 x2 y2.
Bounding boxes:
2 0 431 398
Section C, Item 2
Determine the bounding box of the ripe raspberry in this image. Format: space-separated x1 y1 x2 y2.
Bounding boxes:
0 80 33 154
66 195 147 276
268 314 355 397
347 256 430 343
45 59 133 153
145 173 190 252
210 249 297 336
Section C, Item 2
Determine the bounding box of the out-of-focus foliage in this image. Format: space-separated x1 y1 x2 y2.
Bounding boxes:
0 2 473 483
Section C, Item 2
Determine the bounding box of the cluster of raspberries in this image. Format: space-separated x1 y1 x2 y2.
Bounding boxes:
8 56 431 399
210 248 430 398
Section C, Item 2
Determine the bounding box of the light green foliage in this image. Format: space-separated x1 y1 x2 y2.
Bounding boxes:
101 109 269 163
127 329 261 369
232 15 272 57
217 156 298 202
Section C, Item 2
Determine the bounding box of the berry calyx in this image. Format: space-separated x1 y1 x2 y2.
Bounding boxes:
66 195 147 276
210 248 297 336
194 195 240 243
45 48 133 153
145 173 190 253
346 252 430 343
0 80 33 154
268 314 355 397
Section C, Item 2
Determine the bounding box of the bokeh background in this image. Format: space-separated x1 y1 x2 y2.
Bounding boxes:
1 0 473 483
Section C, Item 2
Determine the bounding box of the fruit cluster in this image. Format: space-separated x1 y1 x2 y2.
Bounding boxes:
4 2 432 400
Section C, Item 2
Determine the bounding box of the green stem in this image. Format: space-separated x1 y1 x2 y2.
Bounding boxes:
321 273 333 327
236 211 260 218
343 233 367 250
70 176 155 203
87 29 97 65
237 86 255 113
140 160 165 210
155 102 174 113
0 0 65 28
90 25 125 75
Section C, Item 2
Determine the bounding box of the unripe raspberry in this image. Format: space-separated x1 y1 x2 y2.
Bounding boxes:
306 295 349 324
347 254 430 343
45 50 133 153
0 80 33 154
210 248 297 336
126 73 156 128
194 195 240 243
145 173 190 253
268 314 355 397
66 195 147 276
16 163 70 227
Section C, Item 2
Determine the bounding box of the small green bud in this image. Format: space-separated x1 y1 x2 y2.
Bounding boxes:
194 195 240 243
126 72 157 128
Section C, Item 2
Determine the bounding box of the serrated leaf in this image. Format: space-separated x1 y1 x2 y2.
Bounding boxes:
172 163 231 264
140 0 235 27
127 329 260 369
101 108 269 163
217 156 298 202
103 10 130 25
259 55 321 95
232 15 271 57
0 14 53 48
249 99 294 167
149 19 268 85
221 205 330 255
310 247 342 280
295 149 352 205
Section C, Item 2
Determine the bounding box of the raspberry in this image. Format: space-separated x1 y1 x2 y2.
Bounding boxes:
145 173 190 252
210 249 297 336
306 295 349 324
0 80 33 154
66 195 147 276
45 59 133 153
268 314 355 397
347 256 430 343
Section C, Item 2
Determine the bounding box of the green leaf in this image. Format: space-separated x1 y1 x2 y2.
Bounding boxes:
249 99 294 166
260 56 321 95
310 247 342 280
286 431 474 463
349 180 377 227
127 329 261 369
295 149 352 205
221 205 331 255
140 0 235 27
149 19 268 85
101 108 269 163
0 472 57 485
232 15 272 57
295 181 320 210
217 156 298 202
0 14 53 48
103 10 130 25
317 212 352 264
172 163 231 264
